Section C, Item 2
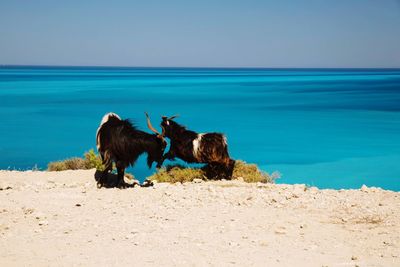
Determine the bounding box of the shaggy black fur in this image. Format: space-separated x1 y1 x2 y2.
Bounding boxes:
96 114 166 188
159 117 235 178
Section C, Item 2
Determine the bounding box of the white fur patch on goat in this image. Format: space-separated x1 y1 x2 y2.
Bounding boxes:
100 112 120 126
96 112 120 151
192 133 204 160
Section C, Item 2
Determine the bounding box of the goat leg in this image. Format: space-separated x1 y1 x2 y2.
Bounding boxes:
156 152 171 168
163 149 176 161
116 164 126 189
97 163 112 188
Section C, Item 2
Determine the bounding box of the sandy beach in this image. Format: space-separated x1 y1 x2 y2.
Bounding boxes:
0 169 399 266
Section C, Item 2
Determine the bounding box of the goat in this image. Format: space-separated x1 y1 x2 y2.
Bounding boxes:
146 115 235 178
96 112 166 188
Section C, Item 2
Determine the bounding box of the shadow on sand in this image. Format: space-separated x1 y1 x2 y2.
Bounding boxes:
94 170 153 189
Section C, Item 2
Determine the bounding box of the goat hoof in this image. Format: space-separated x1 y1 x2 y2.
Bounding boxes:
117 182 126 189
97 182 103 189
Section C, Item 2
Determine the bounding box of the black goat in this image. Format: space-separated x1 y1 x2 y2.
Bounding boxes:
96 112 166 188
146 115 235 178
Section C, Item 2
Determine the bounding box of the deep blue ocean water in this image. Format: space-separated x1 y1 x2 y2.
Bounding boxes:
1 66 399 190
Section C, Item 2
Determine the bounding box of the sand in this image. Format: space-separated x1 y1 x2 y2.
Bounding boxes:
0 169 399 266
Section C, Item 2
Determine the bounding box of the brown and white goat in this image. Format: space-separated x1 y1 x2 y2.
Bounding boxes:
146 115 235 178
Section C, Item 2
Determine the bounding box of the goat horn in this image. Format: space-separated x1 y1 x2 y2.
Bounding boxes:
145 112 160 135
160 125 166 138
168 114 179 120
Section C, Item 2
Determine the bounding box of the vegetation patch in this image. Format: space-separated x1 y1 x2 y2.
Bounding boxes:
148 165 205 183
48 150 278 185
232 160 275 183
48 149 104 171
148 160 277 184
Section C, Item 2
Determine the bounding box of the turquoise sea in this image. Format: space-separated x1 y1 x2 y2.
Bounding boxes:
0 66 399 190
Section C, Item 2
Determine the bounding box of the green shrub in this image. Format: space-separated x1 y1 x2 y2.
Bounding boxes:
48 149 104 171
84 149 104 171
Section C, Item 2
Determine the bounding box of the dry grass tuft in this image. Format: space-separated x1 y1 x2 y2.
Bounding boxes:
232 160 274 183
48 149 104 171
47 158 86 171
149 165 205 183
148 160 276 184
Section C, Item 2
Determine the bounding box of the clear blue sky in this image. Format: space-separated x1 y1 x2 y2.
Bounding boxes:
1 0 399 67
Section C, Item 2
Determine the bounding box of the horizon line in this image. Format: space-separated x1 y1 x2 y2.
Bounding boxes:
1 64 400 70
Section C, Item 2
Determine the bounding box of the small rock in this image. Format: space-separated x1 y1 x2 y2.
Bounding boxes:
0 186 13 191
308 187 319 193
274 227 286 235
360 184 368 192
228 241 238 246
22 207 35 215
75 203 81 207
38 220 48 226
292 184 306 197
193 178 203 183
256 182 267 188
35 212 45 220
153 183 168 189
125 234 135 239
351 256 358 261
